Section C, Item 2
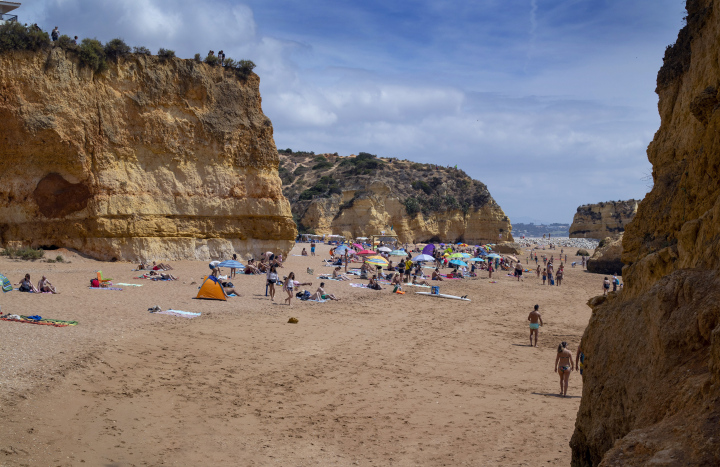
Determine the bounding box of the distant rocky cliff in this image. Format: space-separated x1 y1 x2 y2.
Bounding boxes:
279 152 512 244
571 1 720 465
569 199 638 239
0 47 295 261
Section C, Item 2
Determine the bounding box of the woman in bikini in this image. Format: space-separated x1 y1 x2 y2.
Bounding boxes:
554 341 575 397
284 272 296 305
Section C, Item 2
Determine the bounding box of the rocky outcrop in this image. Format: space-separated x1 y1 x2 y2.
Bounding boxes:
586 236 623 276
0 47 295 261
570 1 720 465
280 152 512 244
569 200 638 239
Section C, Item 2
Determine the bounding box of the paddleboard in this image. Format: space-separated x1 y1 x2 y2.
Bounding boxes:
415 292 470 301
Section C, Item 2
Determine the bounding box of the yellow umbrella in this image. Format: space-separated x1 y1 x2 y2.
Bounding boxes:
365 256 389 266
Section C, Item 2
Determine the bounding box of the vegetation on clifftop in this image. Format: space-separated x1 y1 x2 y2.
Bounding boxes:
0 22 256 79
279 150 500 220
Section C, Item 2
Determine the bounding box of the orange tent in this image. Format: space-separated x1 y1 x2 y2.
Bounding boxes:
196 275 227 301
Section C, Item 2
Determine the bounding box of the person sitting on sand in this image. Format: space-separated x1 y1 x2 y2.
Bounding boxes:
17 274 39 293
332 266 351 281
244 259 261 274
432 268 444 281
412 274 431 286
555 341 574 397
258 261 269 273
390 272 402 287
37 275 59 294
138 262 150 270
301 248 308 256
309 282 340 301
528 304 543 346
368 275 382 290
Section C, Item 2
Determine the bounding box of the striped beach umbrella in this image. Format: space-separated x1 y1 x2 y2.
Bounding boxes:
365 256 389 266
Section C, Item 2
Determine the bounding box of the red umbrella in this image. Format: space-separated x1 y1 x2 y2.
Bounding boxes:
356 249 376 256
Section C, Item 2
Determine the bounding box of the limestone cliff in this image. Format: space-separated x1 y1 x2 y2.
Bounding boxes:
571 1 720 465
569 200 638 239
0 47 295 261
279 152 512 244
586 235 624 276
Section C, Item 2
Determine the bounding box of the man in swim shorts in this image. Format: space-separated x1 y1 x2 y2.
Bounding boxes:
515 261 523 281
528 304 543 347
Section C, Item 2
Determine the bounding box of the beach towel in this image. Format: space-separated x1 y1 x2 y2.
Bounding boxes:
317 276 343 281
115 283 143 287
0 273 12 293
0 314 78 327
89 286 123 291
305 298 327 303
152 309 201 318
404 283 431 288
489 280 498 284
350 283 370 288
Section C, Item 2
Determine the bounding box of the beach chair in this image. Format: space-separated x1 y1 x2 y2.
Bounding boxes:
97 271 112 286
306 267 314 275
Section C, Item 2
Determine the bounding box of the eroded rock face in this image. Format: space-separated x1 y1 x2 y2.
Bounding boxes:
571 1 720 464
281 153 513 244
587 236 624 276
569 200 638 239
0 48 296 261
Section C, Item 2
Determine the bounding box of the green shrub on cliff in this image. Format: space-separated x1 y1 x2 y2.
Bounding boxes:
205 53 219 66
133 46 151 55
404 197 421 217
0 22 50 52
298 176 341 200
57 34 77 50
78 38 108 73
104 38 131 59
158 48 175 59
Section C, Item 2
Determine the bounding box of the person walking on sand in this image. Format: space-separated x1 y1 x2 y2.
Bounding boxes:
266 265 278 301
528 305 543 346
515 261 523 281
284 272 296 305
555 342 574 397
603 276 611 295
536 265 541 278
488 262 493 279
612 274 619 292
310 241 316 256
556 266 563 286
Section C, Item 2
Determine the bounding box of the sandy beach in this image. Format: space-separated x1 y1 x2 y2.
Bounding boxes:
0 243 600 466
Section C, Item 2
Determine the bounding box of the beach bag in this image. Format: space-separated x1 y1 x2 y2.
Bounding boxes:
550 278 555 285
90 279 100 288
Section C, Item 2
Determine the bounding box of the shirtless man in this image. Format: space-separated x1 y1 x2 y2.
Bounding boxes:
528 304 543 346
431 268 444 281
38 276 59 294
555 342 574 397
515 261 523 281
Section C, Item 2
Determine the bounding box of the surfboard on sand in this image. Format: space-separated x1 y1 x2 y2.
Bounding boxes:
415 292 470 301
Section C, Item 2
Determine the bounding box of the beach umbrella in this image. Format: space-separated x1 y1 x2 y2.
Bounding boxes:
389 249 407 256
335 245 354 254
486 253 501 259
0 273 12 293
377 246 392 253
218 260 245 268
421 244 435 255
449 259 468 267
448 253 464 259
468 257 486 262
365 256 389 266
412 254 435 262
506 255 519 262
357 249 376 256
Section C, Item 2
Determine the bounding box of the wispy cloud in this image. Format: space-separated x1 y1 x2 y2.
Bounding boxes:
19 0 685 223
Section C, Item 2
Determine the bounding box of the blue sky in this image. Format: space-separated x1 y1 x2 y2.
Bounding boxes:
21 0 685 224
